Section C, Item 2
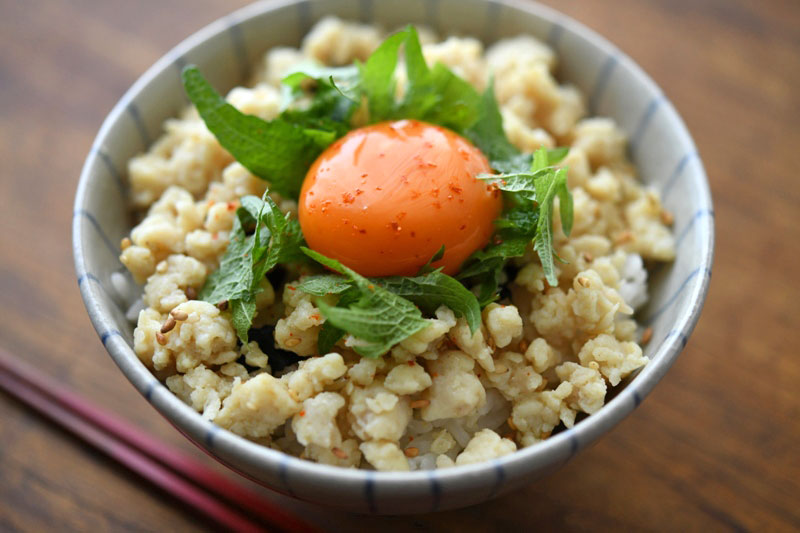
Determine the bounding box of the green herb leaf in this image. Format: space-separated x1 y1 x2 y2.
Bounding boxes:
416 245 446 275
359 30 408 121
296 274 354 296
199 193 305 343
533 167 571 285
376 270 481 334
464 80 531 173
182 65 329 198
301 247 429 358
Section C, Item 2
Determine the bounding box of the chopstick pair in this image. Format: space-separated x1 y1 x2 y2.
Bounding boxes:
0 347 317 533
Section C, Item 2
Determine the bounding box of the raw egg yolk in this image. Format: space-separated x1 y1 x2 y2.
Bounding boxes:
299 119 501 277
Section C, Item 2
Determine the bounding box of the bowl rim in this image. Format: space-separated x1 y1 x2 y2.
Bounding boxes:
73 0 714 495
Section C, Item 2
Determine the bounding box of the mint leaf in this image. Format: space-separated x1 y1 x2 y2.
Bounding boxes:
182 66 328 198
297 245 479 334
417 245 446 275
301 247 429 358
396 27 481 131
533 168 571 285
376 270 481 334
297 274 353 296
465 80 531 173
359 29 408 121
230 298 256 343
200 193 305 343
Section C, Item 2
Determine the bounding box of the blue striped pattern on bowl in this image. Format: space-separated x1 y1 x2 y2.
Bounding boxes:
73 0 713 514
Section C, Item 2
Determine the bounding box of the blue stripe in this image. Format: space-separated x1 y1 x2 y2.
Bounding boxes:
664 328 689 349
144 380 155 400
94 149 126 195
127 102 151 147
569 432 579 455
662 151 698 199
630 95 665 157
547 22 565 49
486 461 506 499
644 267 711 325
483 2 501 43
589 55 618 114
205 424 220 446
74 209 120 258
358 0 373 23
278 455 297 497
632 391 642 407
675 209 714 247
77 272 101 287
296 0 311 37
226 18 249 81
427 471 442 512
364 470 377 513
100 329 121 345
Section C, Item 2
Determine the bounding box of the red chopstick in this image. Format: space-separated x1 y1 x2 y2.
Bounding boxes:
0 347 318 533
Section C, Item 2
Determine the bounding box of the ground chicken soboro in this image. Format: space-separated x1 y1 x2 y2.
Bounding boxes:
120 17 675 471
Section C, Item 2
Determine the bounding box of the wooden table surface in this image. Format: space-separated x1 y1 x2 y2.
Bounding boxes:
2 0 798 530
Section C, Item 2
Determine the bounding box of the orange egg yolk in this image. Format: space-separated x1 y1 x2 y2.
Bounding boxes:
299 119 502 277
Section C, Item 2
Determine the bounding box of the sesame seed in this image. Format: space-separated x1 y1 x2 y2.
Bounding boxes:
332 447 348 459
155 332 167 346
160 316 176 334
184 287 197 300
170 309 189 321
284 337 301 348
120 237 132 250
641 327 653 344
409 399 430 409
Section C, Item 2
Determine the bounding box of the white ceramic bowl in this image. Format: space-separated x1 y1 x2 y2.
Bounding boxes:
73 0 714 514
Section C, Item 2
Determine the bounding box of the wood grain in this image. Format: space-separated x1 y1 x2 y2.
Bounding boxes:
1 0 798 530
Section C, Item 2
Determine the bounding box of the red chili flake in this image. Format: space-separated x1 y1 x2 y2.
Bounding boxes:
342 192 355 204
449 183 463 194
227 201 237 211
427 162 437 168
407 360 415 366
389 222 401 232
359 229 367 234
375 186 383 191
459 224 466 230
355 188 364 196
343 219 350 225
367 284 375 291
400 175 409 184
410 231 416 238
361 173 368 178
410 190 421 199
409 435 415 442
288 286 296 291
431 372 439 378
424 142 433 149
299 410 306 417
379 153 385 158
433 201 442 209
430 188 439 198
396 211 407 220
212 232 219 240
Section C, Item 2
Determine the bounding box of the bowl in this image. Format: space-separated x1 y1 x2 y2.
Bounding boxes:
73 0 714 514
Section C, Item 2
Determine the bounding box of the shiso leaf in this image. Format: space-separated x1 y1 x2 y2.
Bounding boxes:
301 247 429 358
199 193 305 343
182 66 332 198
